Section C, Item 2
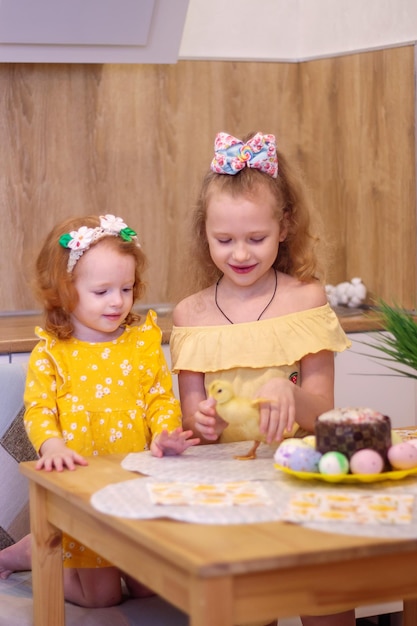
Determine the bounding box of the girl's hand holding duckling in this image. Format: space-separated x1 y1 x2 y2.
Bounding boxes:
256 378 296 444
193 396 228 441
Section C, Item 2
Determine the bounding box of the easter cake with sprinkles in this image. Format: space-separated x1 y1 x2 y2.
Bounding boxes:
274 407 417 479
315 407 392 467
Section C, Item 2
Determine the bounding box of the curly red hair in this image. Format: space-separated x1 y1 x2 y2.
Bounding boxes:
34 215 147 339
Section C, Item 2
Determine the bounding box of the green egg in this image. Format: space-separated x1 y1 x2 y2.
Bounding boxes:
319 451 349 475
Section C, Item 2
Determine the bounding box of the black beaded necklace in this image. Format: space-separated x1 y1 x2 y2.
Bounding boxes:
214 270 278 324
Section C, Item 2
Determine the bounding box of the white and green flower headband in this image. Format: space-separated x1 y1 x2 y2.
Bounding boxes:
59 214 140 273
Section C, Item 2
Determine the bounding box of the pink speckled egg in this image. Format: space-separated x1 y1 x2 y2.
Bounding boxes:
388 442 417 470
350 449 384 475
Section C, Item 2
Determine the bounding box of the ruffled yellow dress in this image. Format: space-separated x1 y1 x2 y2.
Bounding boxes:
170 303 351 440
24 310 181 568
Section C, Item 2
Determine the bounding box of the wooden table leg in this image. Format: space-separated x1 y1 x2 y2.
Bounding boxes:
189 576 234 626
403 599 417 626
29 482 65 626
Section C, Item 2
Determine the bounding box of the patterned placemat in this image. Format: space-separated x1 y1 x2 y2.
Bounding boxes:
91 477 285 524
121 441 277 482
90 442 417 536
282 491 414 524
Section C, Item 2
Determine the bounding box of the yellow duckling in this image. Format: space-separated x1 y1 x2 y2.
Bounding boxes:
208 380 267 460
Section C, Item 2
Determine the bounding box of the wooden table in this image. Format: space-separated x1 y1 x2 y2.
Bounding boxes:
21 454 417 626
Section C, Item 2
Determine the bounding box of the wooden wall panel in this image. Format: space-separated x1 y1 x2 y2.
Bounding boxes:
0 60 300 311
0 46 415 312
298 46 416 307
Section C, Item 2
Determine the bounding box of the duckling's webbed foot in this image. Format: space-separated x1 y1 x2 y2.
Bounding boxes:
234 440 260 461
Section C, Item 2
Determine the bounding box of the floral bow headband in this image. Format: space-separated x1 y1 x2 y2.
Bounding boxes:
210 132 278 178
59 214 139 273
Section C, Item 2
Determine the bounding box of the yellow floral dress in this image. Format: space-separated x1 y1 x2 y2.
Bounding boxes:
170 303 351 440
24 310 181 568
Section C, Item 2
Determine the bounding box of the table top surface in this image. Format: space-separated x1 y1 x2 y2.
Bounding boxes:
20 452 417 578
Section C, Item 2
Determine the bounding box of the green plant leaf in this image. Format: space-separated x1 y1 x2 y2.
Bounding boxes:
362 300 417 377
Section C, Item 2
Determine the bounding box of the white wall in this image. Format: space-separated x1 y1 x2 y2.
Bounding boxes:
0 0 190 63
179 0 417 61
1 0 414 64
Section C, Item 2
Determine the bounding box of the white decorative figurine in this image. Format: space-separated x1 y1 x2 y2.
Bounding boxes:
326 277 367 308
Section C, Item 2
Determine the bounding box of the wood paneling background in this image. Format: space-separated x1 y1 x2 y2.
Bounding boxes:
0 45 415 312
299 46 416 309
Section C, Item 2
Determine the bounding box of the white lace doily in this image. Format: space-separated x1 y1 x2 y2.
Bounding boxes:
90 442 417 536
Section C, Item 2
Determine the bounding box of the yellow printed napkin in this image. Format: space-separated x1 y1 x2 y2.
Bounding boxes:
283 491 414 525
146 481 272 507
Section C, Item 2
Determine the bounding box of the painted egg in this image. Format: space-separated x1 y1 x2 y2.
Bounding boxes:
302 435 316 448
391 431 403 445
388 442 417 470
405 438 417 450
350 449 384 474
318 451 349 475
274 438 310 467
287 446 322 473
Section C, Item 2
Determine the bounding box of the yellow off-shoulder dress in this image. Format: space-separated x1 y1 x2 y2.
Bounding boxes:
24 310 181 568
170 303 351 440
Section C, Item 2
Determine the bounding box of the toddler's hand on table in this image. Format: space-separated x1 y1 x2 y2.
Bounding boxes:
36 437 88 472
151 427 200 458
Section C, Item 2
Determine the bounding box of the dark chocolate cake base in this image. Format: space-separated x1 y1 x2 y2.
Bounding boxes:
315 414 392 467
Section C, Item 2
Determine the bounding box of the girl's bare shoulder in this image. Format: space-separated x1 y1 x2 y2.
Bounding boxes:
296 279 327 308
277 273 327 311
172 287 215 327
